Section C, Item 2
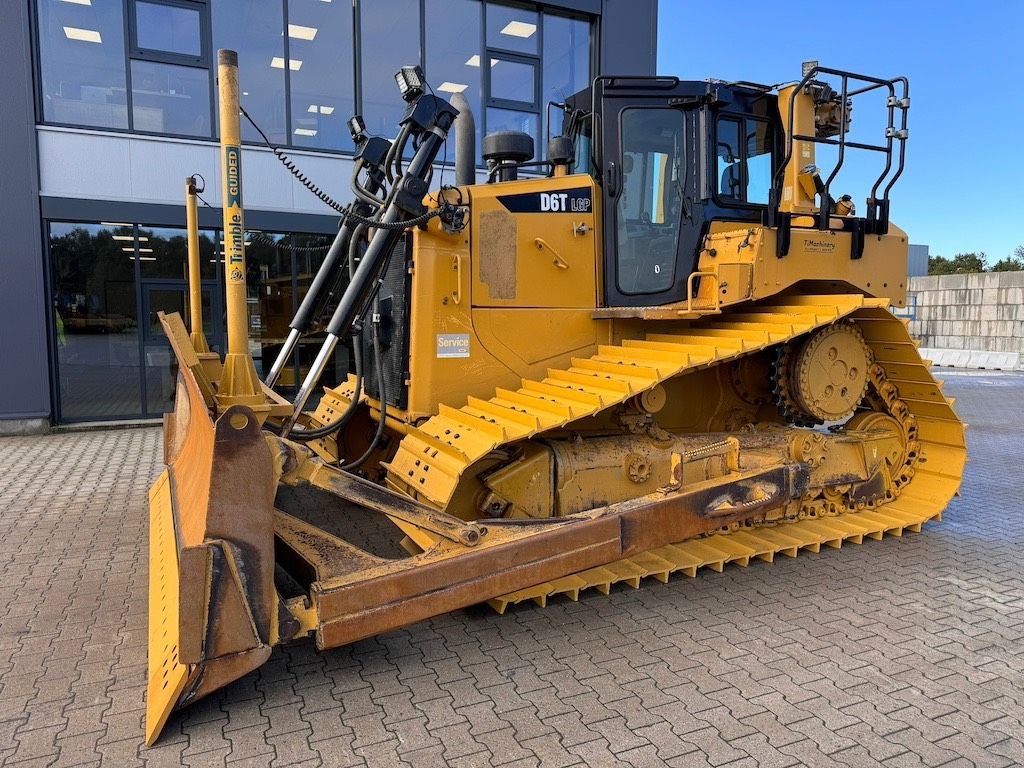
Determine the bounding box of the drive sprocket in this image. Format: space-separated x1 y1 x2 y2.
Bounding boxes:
775 320 872 425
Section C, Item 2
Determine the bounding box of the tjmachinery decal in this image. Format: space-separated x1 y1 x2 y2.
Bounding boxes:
497 187 592 214
802 238 837 254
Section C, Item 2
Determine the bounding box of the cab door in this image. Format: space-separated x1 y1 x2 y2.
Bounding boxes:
599 85 704 307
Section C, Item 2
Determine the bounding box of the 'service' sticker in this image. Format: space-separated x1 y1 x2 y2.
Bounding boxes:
436 333 470 358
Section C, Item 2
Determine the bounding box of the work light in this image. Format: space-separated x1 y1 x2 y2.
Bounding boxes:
395 66 425 102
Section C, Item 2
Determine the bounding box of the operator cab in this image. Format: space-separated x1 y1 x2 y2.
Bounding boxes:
558 77 783 308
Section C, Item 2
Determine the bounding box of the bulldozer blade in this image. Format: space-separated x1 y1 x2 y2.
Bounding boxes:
146 313 279 746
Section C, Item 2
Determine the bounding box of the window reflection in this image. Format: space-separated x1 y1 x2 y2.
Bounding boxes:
34 0 594 163
213 0 287 144
130 60 210 135
361 0 420 139
51 223 142 419
487 108 538 151
37 0 129 129
542 14 589 148
237 232 290 381
426 0 482 152
717 118 742 200
486 5 538 55
138 226 217 281
137 225 220 415
292 234 346 394
746 120 773 204
490 57 535 105
289 1 355 151
135 1 201 57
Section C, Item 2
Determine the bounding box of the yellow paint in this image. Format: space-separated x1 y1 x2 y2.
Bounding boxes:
145 471 190 746
215 49 264 409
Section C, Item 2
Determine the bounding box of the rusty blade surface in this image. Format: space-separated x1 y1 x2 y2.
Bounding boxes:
146 313 277 745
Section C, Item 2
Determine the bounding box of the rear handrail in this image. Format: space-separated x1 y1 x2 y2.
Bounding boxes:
770 65 909 234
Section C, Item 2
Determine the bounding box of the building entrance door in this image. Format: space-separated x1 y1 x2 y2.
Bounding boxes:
141 280 224 417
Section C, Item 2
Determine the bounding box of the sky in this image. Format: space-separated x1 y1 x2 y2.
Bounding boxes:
656 1 1024 264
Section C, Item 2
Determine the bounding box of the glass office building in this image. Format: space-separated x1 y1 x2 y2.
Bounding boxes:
1 0 657 428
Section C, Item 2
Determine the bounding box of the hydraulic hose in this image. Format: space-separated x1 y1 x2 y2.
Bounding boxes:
284 332 364 441
340 298 388 471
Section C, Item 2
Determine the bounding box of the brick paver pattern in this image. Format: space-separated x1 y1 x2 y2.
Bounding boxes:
1 371 1022 767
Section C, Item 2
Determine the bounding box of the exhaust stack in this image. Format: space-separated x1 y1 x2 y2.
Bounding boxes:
451 91 476 186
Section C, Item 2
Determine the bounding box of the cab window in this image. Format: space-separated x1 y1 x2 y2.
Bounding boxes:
615 108 685 295
717 116 774 204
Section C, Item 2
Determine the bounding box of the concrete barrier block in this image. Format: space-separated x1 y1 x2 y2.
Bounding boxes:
994 271 1024 288
995 320 1015 337
921 347 1022 370
998 287 1024 305
909 275 937 290
967 272 997 289
937 275 967 290
921 348 971 367
996 304 1020 321
967 350 1020 370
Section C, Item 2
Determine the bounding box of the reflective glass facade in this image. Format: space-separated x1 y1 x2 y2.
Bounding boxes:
48 222 337 421
36 0 592 160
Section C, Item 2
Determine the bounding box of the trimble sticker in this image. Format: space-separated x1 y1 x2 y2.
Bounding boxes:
803 238 836 254
436 333 470 358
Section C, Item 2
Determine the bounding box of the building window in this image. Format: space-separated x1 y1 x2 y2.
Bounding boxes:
489 56 536 105
130 59 210 135
136 225 220 414
360 0 421 140
50 222 143 419
486 4 538 56
36 0 130 129
133 0 203 58
287 0 356 151
35 1 592 165
425 0 482 152
484 4 540 156
542 13 589 151
126 0 211 137
47 219 345 422
213 0 288 145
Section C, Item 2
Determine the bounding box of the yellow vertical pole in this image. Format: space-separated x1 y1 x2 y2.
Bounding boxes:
185 176 211 354
215 49 264 408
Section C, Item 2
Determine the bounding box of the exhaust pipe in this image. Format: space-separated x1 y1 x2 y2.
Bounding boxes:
451 92 476 186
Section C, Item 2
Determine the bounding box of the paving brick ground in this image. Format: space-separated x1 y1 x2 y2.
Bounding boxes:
1 370 1022 767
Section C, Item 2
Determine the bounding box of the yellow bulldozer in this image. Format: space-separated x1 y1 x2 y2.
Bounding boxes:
145 52 966 744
